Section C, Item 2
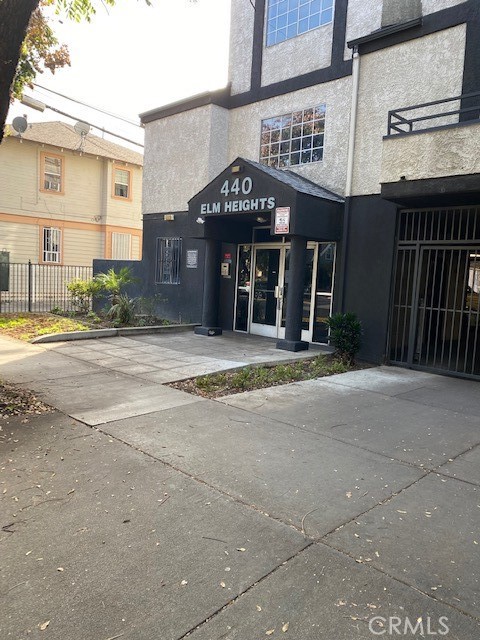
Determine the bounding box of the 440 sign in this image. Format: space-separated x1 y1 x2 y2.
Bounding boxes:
200 177 276 215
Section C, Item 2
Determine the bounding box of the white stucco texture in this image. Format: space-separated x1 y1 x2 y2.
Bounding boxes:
262 21 333 86
422 0 468 15
142 104 229 214
344 0 383 61
228 76 352 196
382 122 480 184
229 0 255 95
352 23 467 197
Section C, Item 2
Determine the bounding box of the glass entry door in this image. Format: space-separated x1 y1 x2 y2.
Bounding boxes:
250 247 283 338
249 245 317 341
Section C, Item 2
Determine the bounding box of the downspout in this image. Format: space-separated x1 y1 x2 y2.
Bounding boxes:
339 45 360 312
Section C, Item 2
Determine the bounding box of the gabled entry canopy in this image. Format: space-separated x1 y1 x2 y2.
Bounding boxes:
188 158 344 241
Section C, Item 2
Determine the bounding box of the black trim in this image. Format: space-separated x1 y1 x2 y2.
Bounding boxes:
350 3 470 55
251 0 266 91
140 87 231 124
461 0 480 117
141 1 478 123
347 17 422 49
381 174 480 207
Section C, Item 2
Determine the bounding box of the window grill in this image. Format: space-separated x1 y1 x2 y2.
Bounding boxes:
155 238 182 285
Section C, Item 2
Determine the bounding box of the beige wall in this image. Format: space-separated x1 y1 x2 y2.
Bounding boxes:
352 24 466 196
228 75 352 196
143 104 229 213
229 0 254 95
382 122 480 184
0 135 143 265
261 20 333 86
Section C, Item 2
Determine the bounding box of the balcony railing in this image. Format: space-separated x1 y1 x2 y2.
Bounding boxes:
387 91 480 136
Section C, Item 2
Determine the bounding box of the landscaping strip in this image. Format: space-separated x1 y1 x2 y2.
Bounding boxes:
170 354 364 399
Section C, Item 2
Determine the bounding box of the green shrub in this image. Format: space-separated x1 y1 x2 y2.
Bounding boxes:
67 278 103 314
325 312 362 364
107 294 137 325
95 267 138 305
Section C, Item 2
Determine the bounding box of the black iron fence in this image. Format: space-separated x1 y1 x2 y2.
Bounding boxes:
0 262 93 314
387 90 480 135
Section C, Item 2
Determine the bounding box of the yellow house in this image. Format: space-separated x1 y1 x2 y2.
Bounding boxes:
0 121 143 266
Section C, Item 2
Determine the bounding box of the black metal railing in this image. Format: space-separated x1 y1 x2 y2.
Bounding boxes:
0 262 93 314
387 90 480 135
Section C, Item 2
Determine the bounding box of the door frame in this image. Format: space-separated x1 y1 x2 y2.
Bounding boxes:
247 242 318 342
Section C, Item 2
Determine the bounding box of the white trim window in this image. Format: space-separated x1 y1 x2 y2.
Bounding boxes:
155 237 182 285
43 227 61 263
43 155 62 192
260 104 326 168
266 0 334 47
114 168 130 198
112 232 132 259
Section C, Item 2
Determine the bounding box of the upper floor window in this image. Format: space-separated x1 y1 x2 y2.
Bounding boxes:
41 153 64 193
266 0 334 47
155 237 182 285
113 166 131 199
260 105 326 168
42 227 61 263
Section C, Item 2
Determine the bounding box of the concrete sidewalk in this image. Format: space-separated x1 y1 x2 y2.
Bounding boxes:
1 333 479 639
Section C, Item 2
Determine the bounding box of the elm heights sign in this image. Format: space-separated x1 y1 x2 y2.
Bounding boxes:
199 177 276 215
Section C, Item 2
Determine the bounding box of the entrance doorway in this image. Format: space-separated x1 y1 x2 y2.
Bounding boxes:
234 242 335 343
389 207 480 379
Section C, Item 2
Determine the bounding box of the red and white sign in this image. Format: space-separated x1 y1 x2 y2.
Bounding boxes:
274 207 290 234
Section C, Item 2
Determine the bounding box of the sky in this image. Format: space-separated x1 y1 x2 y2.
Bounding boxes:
8 0 231 149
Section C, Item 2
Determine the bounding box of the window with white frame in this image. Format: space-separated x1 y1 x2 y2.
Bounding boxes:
42 154 63 192
260 105 326 168
155 238 182 285
43 227 61 263
112 232 132 259
113 167 131 198
266 0 334 47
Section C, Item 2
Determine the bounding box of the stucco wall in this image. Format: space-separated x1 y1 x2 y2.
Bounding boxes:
261 20 333 86
229 0 254 95
352 24 466 196
381 122 480 184
142 105 229 214
344 0 382 60
422 0 468 14
228 75 352 196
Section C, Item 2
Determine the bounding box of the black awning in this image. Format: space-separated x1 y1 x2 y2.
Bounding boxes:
188 157 344 241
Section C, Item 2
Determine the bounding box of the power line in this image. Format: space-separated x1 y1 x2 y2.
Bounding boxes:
33 83 142 128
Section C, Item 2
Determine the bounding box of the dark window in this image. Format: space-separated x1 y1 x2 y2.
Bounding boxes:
155 237 182 284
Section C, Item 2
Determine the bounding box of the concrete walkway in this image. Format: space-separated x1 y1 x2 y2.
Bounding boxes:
1 332 479 639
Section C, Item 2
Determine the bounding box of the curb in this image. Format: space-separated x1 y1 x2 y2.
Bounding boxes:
30 323 200 344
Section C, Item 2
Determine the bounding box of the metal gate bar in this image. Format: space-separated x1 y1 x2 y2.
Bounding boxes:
390 207 480 380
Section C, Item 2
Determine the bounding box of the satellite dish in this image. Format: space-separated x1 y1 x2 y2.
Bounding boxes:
12 116 28 134
74 121 90 137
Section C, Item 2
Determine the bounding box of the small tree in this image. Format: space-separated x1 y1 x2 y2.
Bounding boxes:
325 312 362 365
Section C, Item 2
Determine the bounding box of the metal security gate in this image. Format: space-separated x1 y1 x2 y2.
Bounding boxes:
389 207 480 379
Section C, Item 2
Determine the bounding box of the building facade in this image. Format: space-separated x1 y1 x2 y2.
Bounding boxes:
0 121 143 266
134 0 480 380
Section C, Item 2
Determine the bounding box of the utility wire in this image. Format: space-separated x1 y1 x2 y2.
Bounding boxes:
40 103 144 148
33 83 142 128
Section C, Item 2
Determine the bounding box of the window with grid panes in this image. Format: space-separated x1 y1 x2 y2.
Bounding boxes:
260 105 325 168
114 168 131 198
266 0 334 47
43 155 62 192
